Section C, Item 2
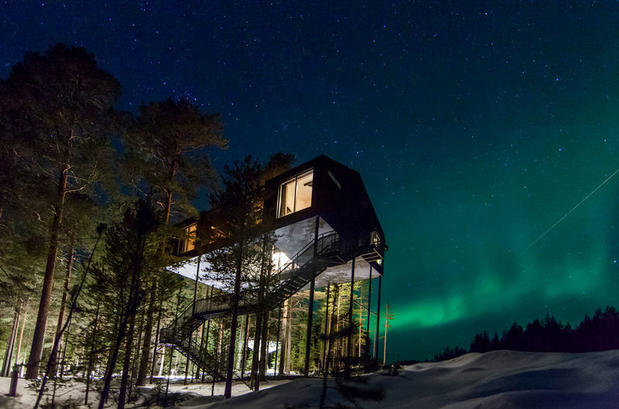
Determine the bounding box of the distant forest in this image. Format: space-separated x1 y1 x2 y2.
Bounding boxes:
432 306 619 362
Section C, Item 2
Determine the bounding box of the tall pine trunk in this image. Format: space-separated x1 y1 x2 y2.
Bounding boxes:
15 310 27 367
259 311 270 380
118 314 136 409
52 248 73 377
285 296 293 373
26 166 68 379
1 306 20 376
137 190 172 386
84 304 100 405
98 230 145 409
149 297 163 383
250 312 262 390
278 299 288 375
224 244 243 398
130 307 145 397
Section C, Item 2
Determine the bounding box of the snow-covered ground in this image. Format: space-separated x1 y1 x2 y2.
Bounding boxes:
2 350 619 408
198 350 619 409
0 376 289 408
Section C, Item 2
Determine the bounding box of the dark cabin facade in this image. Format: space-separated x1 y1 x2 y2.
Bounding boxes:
173 155 385 284
163 155 386 378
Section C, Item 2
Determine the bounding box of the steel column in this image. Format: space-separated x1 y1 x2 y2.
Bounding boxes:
304 216 320 375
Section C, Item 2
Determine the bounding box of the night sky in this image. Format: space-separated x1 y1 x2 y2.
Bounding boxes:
2 1 619 361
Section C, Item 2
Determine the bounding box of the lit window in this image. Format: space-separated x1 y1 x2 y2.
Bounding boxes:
278 170 313 218
180 223 197 253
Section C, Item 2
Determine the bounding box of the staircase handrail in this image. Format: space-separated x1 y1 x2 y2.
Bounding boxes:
273 231 339 277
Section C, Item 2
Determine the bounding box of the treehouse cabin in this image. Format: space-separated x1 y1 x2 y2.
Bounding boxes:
162 155 386 377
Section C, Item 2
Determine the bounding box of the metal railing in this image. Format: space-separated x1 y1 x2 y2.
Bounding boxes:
170 231 345 327
162 230 352 361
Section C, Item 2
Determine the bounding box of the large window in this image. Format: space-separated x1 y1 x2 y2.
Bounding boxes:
179 223 197 253
278 170 313 218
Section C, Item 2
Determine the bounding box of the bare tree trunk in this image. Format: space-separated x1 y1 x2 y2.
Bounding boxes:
149 296 163 383
130 307 145 397
26 166 68 379
211 319 223 394
319 285 337 409
224 244 243 398
1 306 20 376
259 311 270 380
84 304 100 405
278 299 288 375
59 322 70 377
335 286 341 370
158 346 165 377
118 314 135 409
285 296 293 373
137 279 157 386
250 312 262 390
201 318 211 382
321 285 330 373
33 228 104 409
236 316 245 372
52 248 73 377
184 352 190 384
346 259 355 378
16 310 27 366
194 323 202 380
241 315 249 379
137 190 173 386
98 237 145 409
98 302 131 408
274 306 282 375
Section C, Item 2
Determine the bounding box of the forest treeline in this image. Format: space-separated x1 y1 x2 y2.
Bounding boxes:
432 306 619 362
0 42 308 406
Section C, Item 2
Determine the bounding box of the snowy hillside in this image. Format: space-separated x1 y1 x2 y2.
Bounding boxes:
193 350 619 409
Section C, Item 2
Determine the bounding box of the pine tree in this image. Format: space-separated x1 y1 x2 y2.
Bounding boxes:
205 156 266 397
97 200 159 409
204 153 293 397
1 43 122 379
125 98 226 387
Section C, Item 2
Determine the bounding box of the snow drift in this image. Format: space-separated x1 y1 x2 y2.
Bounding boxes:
191 350 619 409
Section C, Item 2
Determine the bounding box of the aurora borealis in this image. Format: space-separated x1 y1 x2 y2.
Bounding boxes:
2 1 619 361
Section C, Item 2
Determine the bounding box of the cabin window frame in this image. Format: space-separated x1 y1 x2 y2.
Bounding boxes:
179 223 197 253
277 169 313 218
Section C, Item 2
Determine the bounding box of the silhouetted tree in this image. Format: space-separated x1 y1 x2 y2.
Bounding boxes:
464 306 619 355
432 345 467 362
470 330 491 353
205 154 293 397
125 97 226 386
1 43 121 378
97 200 158 409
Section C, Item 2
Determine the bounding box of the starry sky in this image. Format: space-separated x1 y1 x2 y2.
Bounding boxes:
2 1 619 361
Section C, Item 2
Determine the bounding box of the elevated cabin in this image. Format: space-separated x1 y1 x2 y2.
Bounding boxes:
171 155 385 289
163 155 386 377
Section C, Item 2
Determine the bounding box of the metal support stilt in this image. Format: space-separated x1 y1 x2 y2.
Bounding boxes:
304 216 320 375
274 305 282 376
367 266 372 358
346 257 355 376
321 284 330 374
374 275 382 363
